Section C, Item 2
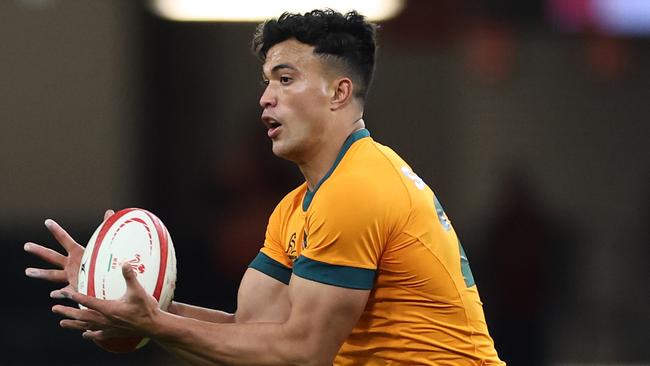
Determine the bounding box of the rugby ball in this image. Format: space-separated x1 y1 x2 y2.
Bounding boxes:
77 208 177 353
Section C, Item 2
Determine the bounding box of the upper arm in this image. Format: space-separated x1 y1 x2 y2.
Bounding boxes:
283 274 370 365
235 185 373 363
235 193 294 324
236 267 369 365
235 268 290 323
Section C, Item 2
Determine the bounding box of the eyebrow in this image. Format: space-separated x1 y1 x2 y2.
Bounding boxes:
271 63 296 73
263 63 297 79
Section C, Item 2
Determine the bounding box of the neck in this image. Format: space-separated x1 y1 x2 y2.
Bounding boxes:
299 118 365 190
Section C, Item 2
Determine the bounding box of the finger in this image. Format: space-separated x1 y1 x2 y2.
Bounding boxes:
83 330 101 340
83 330 112 341
60 290 109 314
122 262 143 294
84 327 134 340
51 285 75 299
53 304 107 324
44 219 81 253
52 304 89 321
51 289 67 299
122 262 135 283
25 268 67 282
103 209 115 221
24 242 66 267
60 319 95 331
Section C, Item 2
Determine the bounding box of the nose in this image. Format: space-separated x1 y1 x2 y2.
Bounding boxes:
259 84 276 109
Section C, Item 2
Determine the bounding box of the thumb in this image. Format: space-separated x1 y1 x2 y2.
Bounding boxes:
121 262 140 291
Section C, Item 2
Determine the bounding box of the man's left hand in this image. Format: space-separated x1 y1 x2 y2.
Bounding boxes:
52 262 161 338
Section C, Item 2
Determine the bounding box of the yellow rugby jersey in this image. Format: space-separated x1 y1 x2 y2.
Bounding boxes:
249 129 504 365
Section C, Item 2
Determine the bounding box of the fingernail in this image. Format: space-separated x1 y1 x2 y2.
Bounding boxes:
50 290 64 299
25 268 38 277
24 242 32 251
44 219 53 228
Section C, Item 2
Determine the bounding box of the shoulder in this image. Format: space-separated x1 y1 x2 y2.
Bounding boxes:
327 139 411 202
310 139 414 220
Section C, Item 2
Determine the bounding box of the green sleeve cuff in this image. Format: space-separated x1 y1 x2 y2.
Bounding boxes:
293 255 376 290
248 252 292 285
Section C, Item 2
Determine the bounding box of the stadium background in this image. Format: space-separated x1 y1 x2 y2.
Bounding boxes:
1 1 648 365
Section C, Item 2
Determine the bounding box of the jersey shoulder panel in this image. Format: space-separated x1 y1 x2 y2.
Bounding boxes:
300 139 413 270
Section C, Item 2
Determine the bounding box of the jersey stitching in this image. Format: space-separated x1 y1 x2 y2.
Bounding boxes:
366 142 478 347
401 230 478 350
365 142 415 244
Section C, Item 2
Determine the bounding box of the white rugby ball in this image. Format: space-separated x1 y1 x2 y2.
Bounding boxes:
77 208 177 353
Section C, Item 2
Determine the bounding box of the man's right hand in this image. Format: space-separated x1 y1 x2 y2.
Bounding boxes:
24 210 114 299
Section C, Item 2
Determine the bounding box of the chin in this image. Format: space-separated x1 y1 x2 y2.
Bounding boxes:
271 142 300 163
271 142 290 159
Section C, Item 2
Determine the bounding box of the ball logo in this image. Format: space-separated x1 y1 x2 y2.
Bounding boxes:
110 253 146 275
78 208 177 353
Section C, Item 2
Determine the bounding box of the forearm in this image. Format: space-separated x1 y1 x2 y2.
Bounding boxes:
151 311 320 366
160 302 238 365
167 301 235 324
157 341 225 366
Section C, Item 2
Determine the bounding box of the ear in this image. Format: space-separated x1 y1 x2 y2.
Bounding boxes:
330 77 354 111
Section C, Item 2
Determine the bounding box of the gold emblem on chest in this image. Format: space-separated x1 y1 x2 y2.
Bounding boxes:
286 232 297 261
285 230 308 263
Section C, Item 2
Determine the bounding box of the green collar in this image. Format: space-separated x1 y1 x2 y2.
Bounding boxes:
302 129 371 211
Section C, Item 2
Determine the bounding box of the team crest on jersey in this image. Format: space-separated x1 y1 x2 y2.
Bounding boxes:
286 231 308 262
286 232 297 261
434 196 452 231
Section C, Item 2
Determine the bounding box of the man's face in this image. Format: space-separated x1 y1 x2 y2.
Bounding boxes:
260 39 333 162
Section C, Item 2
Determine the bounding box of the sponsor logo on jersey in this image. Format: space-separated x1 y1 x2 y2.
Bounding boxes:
401 166 426 190
434 196 452 231
458 242 475 287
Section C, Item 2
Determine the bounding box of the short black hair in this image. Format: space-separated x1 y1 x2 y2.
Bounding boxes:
252 9 378 102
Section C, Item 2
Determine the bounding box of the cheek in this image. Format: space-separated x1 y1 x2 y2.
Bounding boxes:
294 86 330 117
292 77 330 103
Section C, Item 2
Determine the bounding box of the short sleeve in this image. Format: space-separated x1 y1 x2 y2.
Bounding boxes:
248 200 292 285
294 180 390 289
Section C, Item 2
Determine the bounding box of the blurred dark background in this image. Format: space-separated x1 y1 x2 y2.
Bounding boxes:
2 0 649 365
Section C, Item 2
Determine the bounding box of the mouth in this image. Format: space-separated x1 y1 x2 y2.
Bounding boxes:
262 115 282 138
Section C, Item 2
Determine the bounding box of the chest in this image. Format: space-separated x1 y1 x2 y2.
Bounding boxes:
279 209 308 263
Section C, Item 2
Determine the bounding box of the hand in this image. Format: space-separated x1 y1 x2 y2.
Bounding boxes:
52 262 162 339
25 210 115 298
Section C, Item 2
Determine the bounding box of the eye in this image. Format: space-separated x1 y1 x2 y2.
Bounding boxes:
280 76 292 84
260 79 269 87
